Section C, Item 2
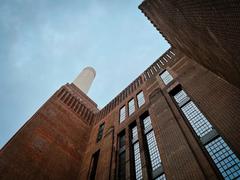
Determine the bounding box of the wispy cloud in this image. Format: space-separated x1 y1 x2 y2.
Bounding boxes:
0 0 170 148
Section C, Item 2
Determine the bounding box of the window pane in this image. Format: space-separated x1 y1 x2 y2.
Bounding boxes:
143 116 152 131
120 106 126 123
173 90 188 104
173 88 240 180
131 125 143 180
128 99 135 116
173 90 213 137
155 174 166 180
143 115 162 171
205 137 240 180
137 91 145 108
160 70 173 85
132 126 138 140
146 130 162 171
181 101 213 137
133 142 143 180
96 123 105 142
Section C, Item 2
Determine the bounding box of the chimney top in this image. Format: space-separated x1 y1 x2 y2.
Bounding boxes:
73 66 96 94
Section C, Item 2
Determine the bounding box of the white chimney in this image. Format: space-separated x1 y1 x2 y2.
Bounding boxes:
73 67 96 94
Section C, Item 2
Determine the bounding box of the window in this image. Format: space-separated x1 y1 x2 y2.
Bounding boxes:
131 125 143 180
137 91 145 108
120 106 126 123
172 88 240 180
205 137 240 180
89 150 100 180
128 99 135 116
160 70 173 85
173 89 213 138
118 132 126 180
141 113 165 179
96 123 104 142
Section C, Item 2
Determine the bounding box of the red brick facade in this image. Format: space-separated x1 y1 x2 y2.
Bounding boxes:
139 0 240 88
1 1 240 180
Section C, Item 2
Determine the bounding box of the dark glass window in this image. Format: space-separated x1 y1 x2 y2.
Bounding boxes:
119 133 125 149
96 123 105 142
118 132 126 180
89 150 100 180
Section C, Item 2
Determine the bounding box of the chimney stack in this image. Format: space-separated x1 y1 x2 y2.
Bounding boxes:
73 67 96 94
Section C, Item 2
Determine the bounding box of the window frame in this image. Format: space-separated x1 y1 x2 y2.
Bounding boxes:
170 86 240 180
128 98 135 116
137 91 145 108
96 122 105 143
119 105 126 123
159 70 173 85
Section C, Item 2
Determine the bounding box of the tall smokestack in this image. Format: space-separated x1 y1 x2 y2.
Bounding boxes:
73 66 96 94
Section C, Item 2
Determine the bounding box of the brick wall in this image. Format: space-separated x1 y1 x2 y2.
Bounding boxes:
0 84 97 179
139 0 240 88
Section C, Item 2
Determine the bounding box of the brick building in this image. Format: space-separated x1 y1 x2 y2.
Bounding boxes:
0 1 240 180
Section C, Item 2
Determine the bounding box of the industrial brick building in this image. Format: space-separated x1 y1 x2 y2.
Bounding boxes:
0 0 240 180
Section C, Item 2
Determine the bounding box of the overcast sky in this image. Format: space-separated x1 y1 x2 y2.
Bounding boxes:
0 0 169 148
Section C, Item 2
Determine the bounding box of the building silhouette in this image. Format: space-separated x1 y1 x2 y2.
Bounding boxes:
0 1 240 180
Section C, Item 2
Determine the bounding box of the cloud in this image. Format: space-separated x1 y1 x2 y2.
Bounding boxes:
0 0 170 148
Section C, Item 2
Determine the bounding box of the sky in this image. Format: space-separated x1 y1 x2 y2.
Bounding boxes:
0 0 170 148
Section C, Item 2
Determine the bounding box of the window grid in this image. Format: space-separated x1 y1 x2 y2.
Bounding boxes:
131 126 143 180
143 116 162 172
174 90 213 137
133 142 143 180
205 137 240 180
143 116 153 130
128 99 135 116
132 126 138 140
160 70 173 85
173 90 188 104
173 89 240 180
146 131 162 171
120 106 126 123
155 174 166 180
137 91 145 108
181 101 213 137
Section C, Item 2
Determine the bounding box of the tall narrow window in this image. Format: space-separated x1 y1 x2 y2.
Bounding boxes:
172 87 240 180
120 106 126 123
89 150 100 180
96 123 104 142
141 113 166 180
160 70 173 85
137 91 145 108
118 132 126 180
128 99 135 116
131 124 143 180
